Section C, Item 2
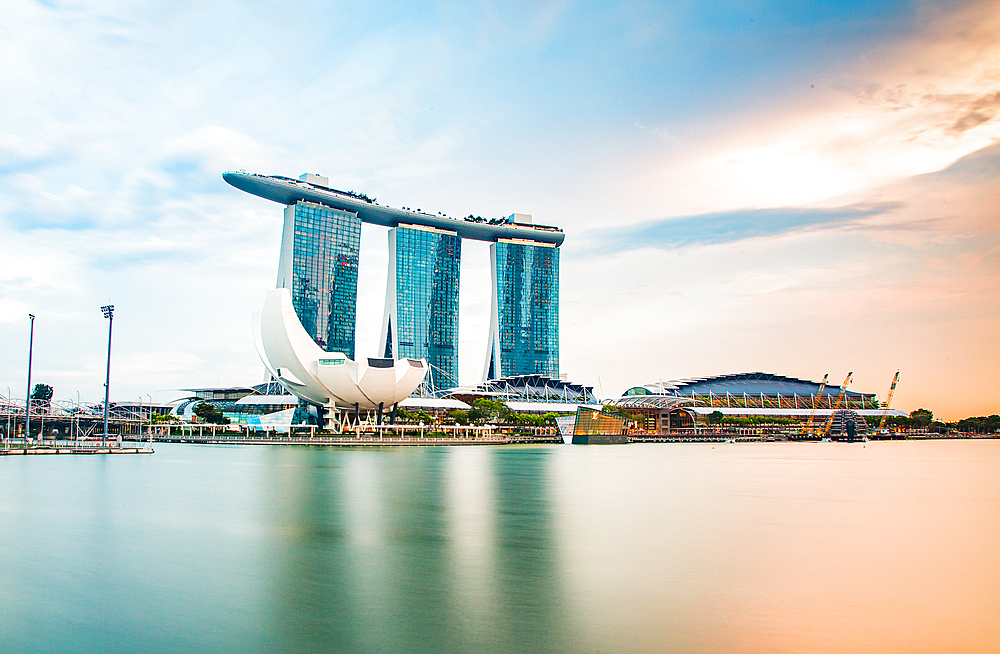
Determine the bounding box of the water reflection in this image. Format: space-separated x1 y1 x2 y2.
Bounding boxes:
489 447 567 653
1 441 998 654
260 446 566 654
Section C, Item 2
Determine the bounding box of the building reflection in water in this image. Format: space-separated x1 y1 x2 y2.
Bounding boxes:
260 446 567 654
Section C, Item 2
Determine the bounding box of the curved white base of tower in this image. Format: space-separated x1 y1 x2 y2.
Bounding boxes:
256 288 427 428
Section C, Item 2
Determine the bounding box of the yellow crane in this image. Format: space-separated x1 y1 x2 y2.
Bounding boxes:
804 373 829 436
820 372 853 438
877 371 900 433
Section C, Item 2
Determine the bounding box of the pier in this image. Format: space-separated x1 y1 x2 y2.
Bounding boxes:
2 445 153 455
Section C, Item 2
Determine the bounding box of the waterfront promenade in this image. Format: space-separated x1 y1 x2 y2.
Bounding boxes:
144 422 561 446
4 427 987 451
151 432 560 447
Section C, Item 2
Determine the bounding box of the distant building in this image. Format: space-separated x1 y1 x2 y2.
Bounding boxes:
612 372 899 433
448 374 595 415
172 386 259 419
171 382 309 425
622 372 875 404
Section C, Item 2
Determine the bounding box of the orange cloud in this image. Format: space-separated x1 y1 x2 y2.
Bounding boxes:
626 0 1000 220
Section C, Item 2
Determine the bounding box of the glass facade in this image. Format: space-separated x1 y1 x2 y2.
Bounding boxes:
489 239 559 378
385 226 461 392
285 201 361 357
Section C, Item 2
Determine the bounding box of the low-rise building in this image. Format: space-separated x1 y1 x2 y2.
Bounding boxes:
606 372 905 437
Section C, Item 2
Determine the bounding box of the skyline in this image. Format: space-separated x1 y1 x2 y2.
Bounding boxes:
1 0 998 419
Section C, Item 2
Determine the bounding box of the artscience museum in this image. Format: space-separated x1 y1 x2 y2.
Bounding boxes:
255 288 427 430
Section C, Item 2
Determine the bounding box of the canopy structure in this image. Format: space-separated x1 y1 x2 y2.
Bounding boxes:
447 374 597 405
613 396 699 410
224 171 564 245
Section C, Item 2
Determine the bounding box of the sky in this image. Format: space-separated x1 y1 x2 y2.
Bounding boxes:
0 0 997 420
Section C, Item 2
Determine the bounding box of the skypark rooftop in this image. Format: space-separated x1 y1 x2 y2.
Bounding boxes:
223 171 565 246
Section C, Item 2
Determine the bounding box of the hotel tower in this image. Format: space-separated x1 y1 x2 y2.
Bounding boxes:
225 171 563 391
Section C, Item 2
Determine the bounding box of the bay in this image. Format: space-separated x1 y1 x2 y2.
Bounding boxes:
1 440 998 653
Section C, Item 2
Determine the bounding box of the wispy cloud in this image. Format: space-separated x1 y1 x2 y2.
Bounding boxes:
583 138 1000 256
0 133 64 175
579 202 902 254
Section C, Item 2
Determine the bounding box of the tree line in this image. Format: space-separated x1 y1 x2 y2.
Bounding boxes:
396 398 557 428
861 408 998 434
704 406 999 434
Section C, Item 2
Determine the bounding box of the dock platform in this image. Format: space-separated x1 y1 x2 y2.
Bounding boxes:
1 446 153 455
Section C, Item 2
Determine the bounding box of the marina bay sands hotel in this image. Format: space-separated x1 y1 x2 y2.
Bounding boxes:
224 172 563 392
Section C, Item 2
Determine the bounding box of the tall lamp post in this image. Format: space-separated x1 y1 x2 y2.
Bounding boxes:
101 305 114 447
5 386 10 449
25 314 35 443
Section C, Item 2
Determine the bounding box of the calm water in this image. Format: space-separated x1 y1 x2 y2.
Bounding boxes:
1 440 998 653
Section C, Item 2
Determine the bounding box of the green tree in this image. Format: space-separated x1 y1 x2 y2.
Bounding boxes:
708 410 724 425
910 408 933 427
31 383 54 410
448 409 469 425
394 408 436 425
956 415 1000 434
469 398 505 424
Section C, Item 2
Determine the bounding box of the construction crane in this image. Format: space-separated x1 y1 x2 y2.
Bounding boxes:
804 373 829 436
877 371 900 433
819 372 853 438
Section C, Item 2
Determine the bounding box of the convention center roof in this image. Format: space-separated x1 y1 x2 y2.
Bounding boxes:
623 372 872 398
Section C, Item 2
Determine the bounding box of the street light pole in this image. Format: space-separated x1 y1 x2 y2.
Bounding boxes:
101 305 114 447
5 386 10 449
25 314 35 443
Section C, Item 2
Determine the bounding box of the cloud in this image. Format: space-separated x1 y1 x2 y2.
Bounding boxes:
949 90 1000 133
579 202 903 254
586 138 1000 256
156 126 280 195
621 0 1000 220
0 133 62 174
928 140 1000 180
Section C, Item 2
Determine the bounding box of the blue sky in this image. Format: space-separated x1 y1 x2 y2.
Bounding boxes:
1 0 997 418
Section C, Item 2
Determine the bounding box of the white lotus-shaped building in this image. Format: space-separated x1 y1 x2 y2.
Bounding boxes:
255 288 427 429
